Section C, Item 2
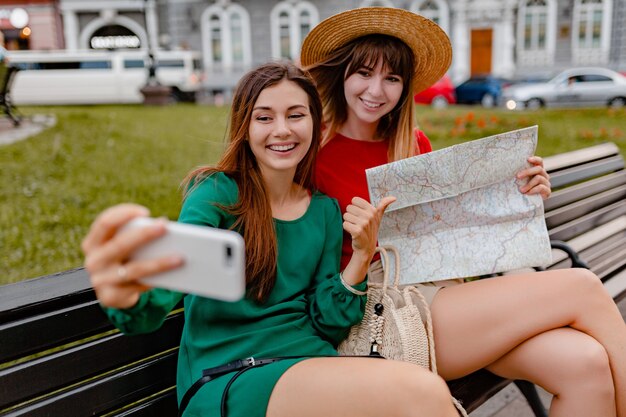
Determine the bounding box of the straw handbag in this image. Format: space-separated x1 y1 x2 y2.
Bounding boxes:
338 245 468 416
338 245 434 368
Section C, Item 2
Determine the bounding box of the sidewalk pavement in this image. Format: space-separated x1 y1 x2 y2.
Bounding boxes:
0 114 56 145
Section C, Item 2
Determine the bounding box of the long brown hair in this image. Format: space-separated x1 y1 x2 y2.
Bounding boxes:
182 62 323 302
306 34 416 161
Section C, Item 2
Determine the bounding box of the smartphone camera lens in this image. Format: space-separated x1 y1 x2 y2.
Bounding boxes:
225 244 233 266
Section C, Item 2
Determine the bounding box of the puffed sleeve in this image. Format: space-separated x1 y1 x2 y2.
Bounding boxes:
306 197 367 345
104 289 184 335
104 173 238 335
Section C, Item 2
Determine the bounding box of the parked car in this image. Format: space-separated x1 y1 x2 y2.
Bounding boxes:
501 67 626 110
414 74 456 108
454 75 511 108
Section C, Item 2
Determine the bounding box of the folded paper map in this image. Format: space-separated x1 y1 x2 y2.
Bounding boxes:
366 126 552 284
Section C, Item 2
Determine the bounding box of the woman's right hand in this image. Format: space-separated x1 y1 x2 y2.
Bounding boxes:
81 204 184 309
341 196 396 285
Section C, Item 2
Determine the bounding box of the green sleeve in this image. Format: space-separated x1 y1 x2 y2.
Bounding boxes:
103 289 184 335
307 198 367 345
105 173 238 335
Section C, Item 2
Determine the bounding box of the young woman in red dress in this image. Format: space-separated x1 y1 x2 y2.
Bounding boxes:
302 7 626 417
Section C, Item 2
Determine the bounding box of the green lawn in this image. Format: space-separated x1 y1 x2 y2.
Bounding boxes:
1 104 624 285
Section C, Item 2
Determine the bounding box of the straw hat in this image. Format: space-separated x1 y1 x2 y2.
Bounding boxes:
300 7 452 94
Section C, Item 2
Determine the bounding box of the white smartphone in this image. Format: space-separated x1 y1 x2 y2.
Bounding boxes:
123 218 246 301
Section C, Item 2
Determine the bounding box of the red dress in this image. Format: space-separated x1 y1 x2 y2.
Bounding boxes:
314 131 432 269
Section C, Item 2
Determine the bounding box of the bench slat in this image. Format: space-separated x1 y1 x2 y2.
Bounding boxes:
548 155 624 189
544 143 620 172
548 200 626 242
549 216 626 265
592 248 626 281
551 230 626 272
0 269 92 323
605 269 626 299
544 171 626 212
545 184 626 229
0 313 183 409
109 390 178 417
0 301 113 364
2 353 178 417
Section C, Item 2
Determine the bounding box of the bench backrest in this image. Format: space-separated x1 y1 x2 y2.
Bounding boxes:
543 142 626 299
0 269 182 416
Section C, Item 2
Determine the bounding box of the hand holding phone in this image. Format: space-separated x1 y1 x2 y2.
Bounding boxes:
123 218 246 301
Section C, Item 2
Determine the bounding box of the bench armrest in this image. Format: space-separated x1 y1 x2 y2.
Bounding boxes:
548 240 591 270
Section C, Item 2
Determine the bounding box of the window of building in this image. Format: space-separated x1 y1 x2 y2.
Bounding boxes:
279 10 291 59
230 13 243 63
572 0 612 64
419 1 440 25
201 3 251 70
522 0 548 50
299 9 312 49
270 1 319 61
410 0 449 33
516 0 556 66
209 15 222 64
575 0 603 48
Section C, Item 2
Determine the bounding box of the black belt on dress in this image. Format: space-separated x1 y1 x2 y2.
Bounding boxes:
178 356 284 417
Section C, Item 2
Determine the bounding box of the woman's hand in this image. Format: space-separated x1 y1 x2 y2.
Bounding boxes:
517 156 551 200
341 196 396 285
81 204 184 309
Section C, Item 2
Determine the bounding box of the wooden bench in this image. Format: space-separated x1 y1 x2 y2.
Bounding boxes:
0 62 20 127
1 142 625 417
448 141 626 415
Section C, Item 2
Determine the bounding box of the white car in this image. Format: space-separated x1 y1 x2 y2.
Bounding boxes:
502 67 626 110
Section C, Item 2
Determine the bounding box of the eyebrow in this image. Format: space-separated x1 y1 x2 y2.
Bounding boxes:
357 64 401 77
252 104 308 111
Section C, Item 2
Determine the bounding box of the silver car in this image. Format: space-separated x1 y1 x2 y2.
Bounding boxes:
502 67 626 110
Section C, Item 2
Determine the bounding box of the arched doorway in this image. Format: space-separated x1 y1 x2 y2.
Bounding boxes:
89 24 141 49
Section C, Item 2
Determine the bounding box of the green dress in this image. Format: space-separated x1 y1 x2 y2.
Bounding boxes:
104 172 367 417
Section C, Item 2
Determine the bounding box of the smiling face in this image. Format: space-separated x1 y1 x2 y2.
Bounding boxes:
248 79 313 178
343 60 404 130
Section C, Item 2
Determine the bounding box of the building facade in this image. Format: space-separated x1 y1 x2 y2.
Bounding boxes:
1 0 64 50
12 0 626 94
59 0 159 51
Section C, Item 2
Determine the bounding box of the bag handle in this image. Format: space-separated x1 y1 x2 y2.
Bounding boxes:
374 245 402 290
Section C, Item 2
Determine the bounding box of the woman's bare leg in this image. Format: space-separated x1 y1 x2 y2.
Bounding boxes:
266 357 458 417
487 327 615 417
429 268 626 416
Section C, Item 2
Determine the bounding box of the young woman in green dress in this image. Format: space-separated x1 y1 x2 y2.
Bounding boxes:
81 61 458 417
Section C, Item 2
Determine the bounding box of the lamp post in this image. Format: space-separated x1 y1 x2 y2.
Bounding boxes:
140 0 172 105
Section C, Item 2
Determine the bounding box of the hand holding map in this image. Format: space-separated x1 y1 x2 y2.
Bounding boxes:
366 126 552 284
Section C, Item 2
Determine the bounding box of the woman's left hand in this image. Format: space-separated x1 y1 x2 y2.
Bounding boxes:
517 156 551 200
